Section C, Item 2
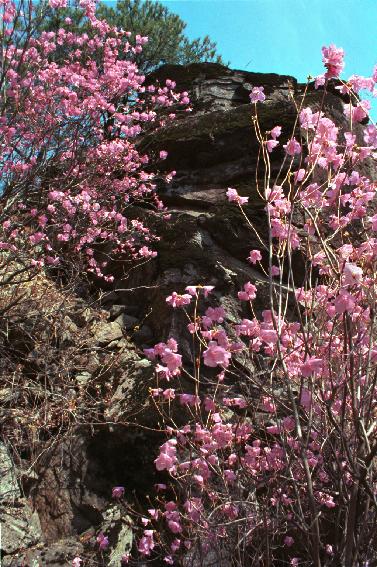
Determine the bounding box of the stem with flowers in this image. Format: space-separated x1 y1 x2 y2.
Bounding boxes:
120 45 377 567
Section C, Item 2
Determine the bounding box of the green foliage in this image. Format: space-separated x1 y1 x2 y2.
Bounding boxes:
42 0 225 73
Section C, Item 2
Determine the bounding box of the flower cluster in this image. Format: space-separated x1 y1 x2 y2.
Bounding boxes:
0 1 188 280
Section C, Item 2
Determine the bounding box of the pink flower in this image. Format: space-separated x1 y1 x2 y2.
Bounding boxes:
168 520 182 533
29 232 44 245
187 322 199 333
139 246 157 258
334 290 355 314
155 439 177 472
72 558 82 567
282 416 295 432
155 451 175 472
161 350 182 373
185 285 197 296
317 492 336 508
370 214 377 231
96 532 109 551
49 0 68 7
248 249 262 264
343 262 363 286
138 530 155 556
266 139 279 152
159 150 168 159
284 536 294 547
326 545 334 556
364 124 377 147
202 285 215 296
260 329 278 345
266 425 280 435
166 292 192 308
179 393 200 406
249 86 266 103
350 100 370 123
231 397 247 408
226 187 249 205
204 397 216 411
300 388 312 410
112 486 125 499
163 388 176 400
284 138 301 156
156 365 174 381
203 341 231 368
322 44 345 79
147 509 159 520
238 281 257 301
262 396 276 413
224 469 237 482
300 357 323 377
294 168 306 183
271 265 280 276
185 285 214 297
171 538 181 552
204 306 225 323
270 126 282 139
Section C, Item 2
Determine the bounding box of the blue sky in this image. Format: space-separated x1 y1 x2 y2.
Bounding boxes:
155 0 377 100
156 0 377 83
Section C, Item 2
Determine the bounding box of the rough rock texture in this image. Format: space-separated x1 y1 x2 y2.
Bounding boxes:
2 63 376 566
0 443 20 503
0 443 44 565
112 63 375 350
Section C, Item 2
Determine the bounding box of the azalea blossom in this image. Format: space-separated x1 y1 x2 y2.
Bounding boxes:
112 486 125 499
283 138 301 156
96 532 109 551
284 536 294 547
166 292 192 308
270 125 282 139
226 187 249 205
49 0 67 7
342 262 363 286
238 281 257 301
301 357 323 377
138 530 155 556
248 249 262 264
266 139 279 152
203 341 231 368
249 86 266 103
322 44 345 78
334 290 356 314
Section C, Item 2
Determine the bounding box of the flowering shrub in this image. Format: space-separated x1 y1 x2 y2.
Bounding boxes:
120 45 377 567
0 0 188 283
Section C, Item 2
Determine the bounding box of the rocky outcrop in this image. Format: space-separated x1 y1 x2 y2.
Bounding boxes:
111 63 375 350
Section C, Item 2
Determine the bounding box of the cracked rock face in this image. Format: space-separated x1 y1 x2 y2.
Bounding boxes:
112 63 376 350
109 65 320 345
0 444 44 565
